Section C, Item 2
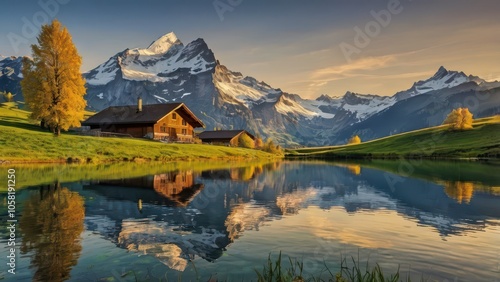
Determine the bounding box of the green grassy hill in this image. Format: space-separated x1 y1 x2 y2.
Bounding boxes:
0 102 280 163
287 116 500 159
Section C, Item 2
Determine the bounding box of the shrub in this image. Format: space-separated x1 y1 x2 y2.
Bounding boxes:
238 133 255 149
262 139 283 154
255 137 264 149
348 135 361 144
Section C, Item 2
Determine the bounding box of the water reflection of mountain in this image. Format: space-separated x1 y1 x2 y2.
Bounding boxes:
352 166 500 236
80 162 500 271
81 164 287 271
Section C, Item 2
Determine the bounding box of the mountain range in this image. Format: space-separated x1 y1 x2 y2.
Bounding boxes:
1 32 500 146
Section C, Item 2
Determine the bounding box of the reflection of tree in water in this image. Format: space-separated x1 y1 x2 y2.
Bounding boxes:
20 182 85 282
346 165 361 176
444 181 474 204
234 166 255 181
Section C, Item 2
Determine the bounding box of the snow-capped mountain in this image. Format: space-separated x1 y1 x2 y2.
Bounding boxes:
334 92 395 121
86 32 215 86
0 56 23 100
394 66 487 101
332 80 500 144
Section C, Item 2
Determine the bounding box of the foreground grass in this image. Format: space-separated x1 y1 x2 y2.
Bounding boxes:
287 116 500 159
0 102 281 163
256 252 410 282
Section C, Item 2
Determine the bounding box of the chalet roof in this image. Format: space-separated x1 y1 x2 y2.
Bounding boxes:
82 103 204 128
198 130 255 140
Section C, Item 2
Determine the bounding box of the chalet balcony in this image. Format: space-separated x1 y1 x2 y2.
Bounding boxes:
155 133 194 143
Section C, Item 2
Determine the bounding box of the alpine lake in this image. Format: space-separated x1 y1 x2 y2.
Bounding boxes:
1 160 499 281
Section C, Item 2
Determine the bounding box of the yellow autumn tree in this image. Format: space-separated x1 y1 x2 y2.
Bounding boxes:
21 19 86 136
348 135 361 144
442 108 473 130
254 133 264 149
2 91 14 102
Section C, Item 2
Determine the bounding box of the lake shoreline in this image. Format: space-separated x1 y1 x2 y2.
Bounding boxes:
0 153 282 165
285 154 500 162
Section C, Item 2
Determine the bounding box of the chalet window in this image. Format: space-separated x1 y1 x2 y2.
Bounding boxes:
182 129 187 135
172 113 177 120
160 126 166 133
182 119 187 126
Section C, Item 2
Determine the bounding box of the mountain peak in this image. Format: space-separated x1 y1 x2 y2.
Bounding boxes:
146 32 182 54
432 66 449 79
437 66 447 72
316 94 332 102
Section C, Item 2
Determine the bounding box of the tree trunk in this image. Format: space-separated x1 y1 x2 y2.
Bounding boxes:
55 125 61 136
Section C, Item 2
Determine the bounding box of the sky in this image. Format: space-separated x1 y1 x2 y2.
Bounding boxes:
1 0 500 98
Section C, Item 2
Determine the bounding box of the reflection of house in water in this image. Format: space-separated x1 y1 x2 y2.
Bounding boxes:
153 172 203 206
94 171 203 207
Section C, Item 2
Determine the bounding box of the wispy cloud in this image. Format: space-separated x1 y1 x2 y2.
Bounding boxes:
312 55 396 79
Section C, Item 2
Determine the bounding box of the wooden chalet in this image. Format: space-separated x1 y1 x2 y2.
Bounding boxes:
198 130 255 146
82 98 204 142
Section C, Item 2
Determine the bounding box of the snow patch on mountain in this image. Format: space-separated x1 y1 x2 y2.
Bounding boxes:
120 46 211 82
85 57 119 85
340 92 396 120
297 99 336 119
274 94 335 119
213 64 275 106
154 95 169 103
414 66 468 94
395 66 487 100
275 94 317 118
143 32 181 55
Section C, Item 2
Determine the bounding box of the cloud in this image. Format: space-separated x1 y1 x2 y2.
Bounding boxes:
312 55 396 79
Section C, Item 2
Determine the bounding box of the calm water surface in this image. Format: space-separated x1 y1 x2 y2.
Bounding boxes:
1 160 499 281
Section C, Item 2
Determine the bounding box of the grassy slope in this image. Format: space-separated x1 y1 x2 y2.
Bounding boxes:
0 102 280 163
288 116 500 159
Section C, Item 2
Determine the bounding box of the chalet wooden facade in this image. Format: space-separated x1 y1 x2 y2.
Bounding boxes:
82 99 204 142
198 130 255 146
